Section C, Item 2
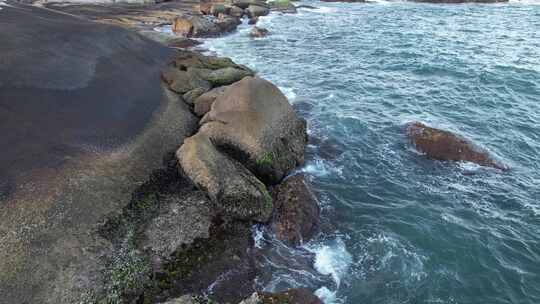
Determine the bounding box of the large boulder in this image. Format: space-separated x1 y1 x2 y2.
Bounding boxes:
240 289 323 304
199 77 308 184
271 174 320 246
269 0 298 13
246 4 270 18
229 6 245 17
233 0 269 9
177 133 273 222
406 122 507 170
194 86 228 117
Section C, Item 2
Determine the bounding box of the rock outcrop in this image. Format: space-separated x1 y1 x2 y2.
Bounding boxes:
0 3 200 303
177 133 273 222
271 174 320 246
199 76 308 184
406 122 507 170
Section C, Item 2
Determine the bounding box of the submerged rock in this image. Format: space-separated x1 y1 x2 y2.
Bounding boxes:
200 76 308 184
177 133 273 222
248 16 259 25
406 122 507 170
271 174 320 246
250 26 269 38
240 289 323 304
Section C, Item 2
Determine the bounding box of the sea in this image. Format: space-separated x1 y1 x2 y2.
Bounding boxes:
199 1 539 303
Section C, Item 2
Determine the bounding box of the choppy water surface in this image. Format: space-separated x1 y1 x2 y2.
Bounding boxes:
204 2 540 303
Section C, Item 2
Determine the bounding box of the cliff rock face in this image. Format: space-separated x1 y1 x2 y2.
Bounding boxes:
0 3 198 303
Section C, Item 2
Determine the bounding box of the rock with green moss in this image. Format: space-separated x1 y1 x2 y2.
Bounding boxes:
206 67 254 86
177 133 273 222
162 67 211 94
199 76 307 185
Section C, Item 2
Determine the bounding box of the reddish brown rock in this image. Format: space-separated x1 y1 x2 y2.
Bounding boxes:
172 17 194 37
406 122 507 170
250 26 269 38
248 16 259 25
271 174 320 246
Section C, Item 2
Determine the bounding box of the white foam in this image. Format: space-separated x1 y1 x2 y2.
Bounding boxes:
302 159 343 178
307 238 352 287
252 225 266 249
314 286 340 304
279 86 297 101
314 6 340 14
0 0 10 10
509 0 540 4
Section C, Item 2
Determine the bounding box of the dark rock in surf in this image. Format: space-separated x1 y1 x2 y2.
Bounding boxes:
406 122 507 170
271 174 320 246
250 26 270 38
240 288 324 304
248 16 259 25
296 5 319 9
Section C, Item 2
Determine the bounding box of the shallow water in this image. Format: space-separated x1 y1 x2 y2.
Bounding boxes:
204 2 540 303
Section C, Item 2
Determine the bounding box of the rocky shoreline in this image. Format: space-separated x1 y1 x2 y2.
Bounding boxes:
0 0 511 303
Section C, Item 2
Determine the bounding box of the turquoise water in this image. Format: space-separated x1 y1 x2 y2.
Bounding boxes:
204 2 540 303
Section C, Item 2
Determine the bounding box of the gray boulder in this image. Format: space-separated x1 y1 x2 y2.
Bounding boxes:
246 4 270 18
177 133 273 222
206 67 254 86
233 0 269 9
199 77 307 184
194 86 229 117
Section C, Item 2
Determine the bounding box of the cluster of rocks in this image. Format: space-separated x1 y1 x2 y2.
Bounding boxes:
171 0 299 38
144 50 321 303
